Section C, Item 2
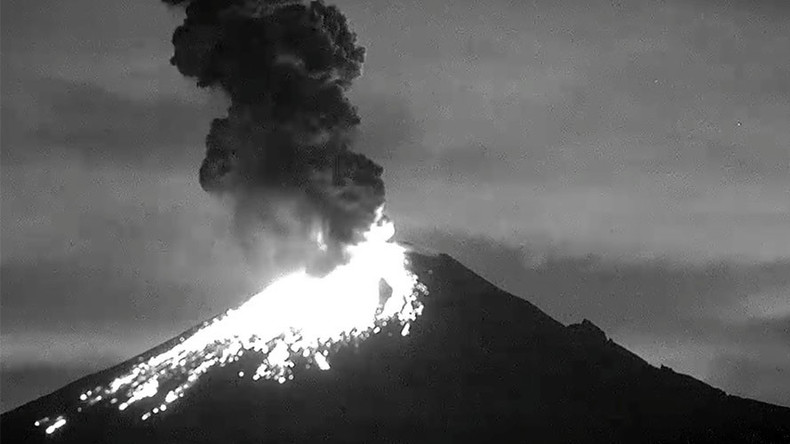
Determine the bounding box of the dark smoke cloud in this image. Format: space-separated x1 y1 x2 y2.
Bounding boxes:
162 0 385 274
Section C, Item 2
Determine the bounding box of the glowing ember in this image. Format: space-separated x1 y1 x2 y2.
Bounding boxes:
41 416 66 435
36 207 427 435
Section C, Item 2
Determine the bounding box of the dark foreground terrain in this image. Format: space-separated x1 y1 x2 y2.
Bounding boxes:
3 251 790 443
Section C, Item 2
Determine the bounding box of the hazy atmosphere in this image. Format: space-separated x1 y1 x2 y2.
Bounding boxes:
2 0 789 412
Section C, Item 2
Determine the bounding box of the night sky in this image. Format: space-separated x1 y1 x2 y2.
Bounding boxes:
1 0 789 412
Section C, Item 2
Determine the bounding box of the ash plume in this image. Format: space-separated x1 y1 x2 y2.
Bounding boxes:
162 0 384 274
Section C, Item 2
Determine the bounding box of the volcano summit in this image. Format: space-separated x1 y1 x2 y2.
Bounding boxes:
3 251 790 444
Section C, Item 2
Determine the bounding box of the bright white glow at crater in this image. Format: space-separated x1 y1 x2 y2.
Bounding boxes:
35 207 427 436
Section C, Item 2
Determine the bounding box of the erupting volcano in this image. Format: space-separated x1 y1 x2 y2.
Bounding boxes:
21 209 426 438
5 252 790 443
5 0 434 438
3 0 790 443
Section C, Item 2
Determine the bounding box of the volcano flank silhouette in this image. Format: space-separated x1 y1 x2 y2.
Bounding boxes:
3 252 789 444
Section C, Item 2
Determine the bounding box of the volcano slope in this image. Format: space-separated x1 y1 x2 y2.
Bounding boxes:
3 251 790 443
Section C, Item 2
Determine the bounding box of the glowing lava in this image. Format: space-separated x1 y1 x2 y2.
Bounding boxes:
35 208 426 435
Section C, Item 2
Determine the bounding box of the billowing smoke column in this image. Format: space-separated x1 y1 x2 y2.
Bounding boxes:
163 0 384 274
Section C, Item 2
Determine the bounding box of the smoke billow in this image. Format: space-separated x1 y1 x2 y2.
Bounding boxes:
161 0 385 274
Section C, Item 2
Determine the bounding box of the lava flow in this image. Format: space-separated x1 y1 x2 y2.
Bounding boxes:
34 208 427 436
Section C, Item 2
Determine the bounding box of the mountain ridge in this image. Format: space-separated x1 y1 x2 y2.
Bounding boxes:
3 251 789 443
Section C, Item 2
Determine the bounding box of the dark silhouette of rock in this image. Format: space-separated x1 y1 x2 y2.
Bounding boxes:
3 252 790 443
567 319 608 342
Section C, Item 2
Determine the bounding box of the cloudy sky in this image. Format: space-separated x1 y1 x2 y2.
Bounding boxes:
1 0 788 411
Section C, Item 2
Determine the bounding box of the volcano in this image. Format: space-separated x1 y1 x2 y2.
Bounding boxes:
3 250 789 443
